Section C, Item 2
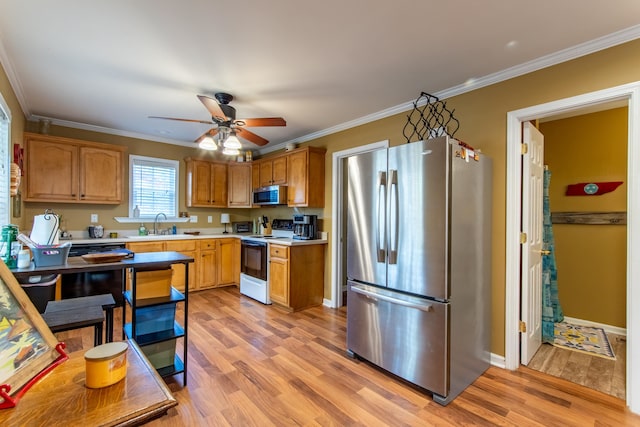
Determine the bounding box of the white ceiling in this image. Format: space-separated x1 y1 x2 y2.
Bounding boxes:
1 1 640 152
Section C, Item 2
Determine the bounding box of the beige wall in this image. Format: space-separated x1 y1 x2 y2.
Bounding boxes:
2 38 640 356
540 108 627 327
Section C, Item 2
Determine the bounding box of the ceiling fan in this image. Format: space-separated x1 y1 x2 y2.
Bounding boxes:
150 92 286 152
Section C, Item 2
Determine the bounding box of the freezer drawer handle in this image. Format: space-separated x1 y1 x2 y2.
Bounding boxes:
376 171 387 262
351 285 434 312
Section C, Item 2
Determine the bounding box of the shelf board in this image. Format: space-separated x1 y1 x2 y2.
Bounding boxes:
156 355 185 378
124 287 185 308
124 322 185 346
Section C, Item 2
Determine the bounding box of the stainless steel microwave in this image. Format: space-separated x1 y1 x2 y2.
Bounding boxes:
253 185 288 205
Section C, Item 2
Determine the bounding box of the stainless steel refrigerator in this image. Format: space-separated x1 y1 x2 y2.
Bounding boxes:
346 136 492 405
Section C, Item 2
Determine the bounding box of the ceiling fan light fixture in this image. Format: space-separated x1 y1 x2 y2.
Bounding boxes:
223 132 242 149
222 147 240 156
199 135 218 151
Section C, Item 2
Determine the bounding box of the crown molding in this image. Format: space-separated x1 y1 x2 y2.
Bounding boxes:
28 114 197 148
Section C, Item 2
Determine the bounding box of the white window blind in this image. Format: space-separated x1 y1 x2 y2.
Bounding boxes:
129 155 179 218
0 104 10 226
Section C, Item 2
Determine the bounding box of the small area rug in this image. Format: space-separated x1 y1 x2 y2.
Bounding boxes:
553 322 615 360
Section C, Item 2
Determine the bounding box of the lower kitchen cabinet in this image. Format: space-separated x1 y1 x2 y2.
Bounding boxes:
165 240 197 292
217 238 239 286
127 237 241 292
269 243 325 311
199 239 218 289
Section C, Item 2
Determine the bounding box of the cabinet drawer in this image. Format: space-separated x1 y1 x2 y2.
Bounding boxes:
199 239 217 250
126 242 165 252
165 240 197 252
269 245 289 259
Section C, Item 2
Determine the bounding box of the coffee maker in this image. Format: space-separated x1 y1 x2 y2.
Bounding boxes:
292 214 317 240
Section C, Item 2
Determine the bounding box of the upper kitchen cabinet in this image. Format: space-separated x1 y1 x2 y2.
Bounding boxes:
227 162 252 208
24 133 125 204
185 158 228 208
286 147 326 207
256 156 287 188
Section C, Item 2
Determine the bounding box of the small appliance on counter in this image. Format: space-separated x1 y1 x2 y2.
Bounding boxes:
88 225 104 238
232 221 253 234
293 214 317 240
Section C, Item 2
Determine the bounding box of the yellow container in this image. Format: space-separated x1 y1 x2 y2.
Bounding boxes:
84 342 128 388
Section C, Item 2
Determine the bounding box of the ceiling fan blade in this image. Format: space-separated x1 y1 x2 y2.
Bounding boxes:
149 116 214 125
197 95 227 121
195 128 219 143
236 117 286 127
235 127 269 146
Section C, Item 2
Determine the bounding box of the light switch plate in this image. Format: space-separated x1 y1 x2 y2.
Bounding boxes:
190 215 198 223
90 214 98 223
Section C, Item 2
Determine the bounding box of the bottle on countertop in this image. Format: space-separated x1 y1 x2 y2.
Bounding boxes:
133 205 140 218
138 223 147 236
172 224 177 235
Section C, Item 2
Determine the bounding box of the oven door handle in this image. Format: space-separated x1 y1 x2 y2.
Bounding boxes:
242 240 267 248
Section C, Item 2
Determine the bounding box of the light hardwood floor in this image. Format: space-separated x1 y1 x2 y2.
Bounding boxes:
528 334 627 400
56 287 640 426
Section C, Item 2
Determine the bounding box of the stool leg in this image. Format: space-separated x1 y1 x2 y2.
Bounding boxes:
105 307 114 343
94 323 103 346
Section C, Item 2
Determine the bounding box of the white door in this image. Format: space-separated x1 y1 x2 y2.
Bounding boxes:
521 121 545 365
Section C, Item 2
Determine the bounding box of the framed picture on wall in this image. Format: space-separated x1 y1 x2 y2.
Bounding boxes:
0 261 62 403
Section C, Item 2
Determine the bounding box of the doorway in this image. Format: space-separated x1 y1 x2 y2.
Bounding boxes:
505 82 640 413
526 109 628 399
330 140 389 308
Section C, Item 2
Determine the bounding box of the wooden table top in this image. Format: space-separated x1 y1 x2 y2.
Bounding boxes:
0 340 177 426
11 251 194 278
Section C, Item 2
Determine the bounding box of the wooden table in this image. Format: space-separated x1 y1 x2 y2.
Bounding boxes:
0 340 177 426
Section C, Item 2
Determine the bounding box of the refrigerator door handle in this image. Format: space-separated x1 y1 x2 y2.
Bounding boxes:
376 171 387 262
388 169 399 264
351 284 434 312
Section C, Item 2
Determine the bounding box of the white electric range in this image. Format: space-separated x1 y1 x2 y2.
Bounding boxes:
239 219 294 304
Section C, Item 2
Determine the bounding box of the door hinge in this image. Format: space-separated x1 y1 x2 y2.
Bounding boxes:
521 143 528 155
519 321 527 333
520 232 527 244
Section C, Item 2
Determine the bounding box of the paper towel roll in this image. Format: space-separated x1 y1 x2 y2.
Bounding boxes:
31 212 59 245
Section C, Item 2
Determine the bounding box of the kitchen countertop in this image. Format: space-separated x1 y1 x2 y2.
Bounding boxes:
65 233 327 246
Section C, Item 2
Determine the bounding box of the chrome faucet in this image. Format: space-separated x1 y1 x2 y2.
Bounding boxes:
154 212 167 235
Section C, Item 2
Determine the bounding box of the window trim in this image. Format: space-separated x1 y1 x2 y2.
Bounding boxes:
128 154 179 218
0 93 11 227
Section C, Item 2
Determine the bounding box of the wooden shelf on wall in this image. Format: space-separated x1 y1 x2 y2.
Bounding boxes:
551 211 627 225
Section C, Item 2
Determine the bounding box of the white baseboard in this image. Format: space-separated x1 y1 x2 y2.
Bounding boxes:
490 353 506 369
563 316 627 337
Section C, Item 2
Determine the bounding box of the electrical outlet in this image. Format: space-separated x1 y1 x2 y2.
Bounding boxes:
90 214 98 223
207 216 212 223
190 215 198 223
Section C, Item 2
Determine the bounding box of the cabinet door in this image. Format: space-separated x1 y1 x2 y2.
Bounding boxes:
125 242 165 291
259 161 273 187
25 138 78 201
210 162 228 207
79 146 122 203
272 157 288 185
217 239 237 286
287 150 308 206
251 162 260 190
200 249 217 289
189 160 212 206
269 245 289 306
166 240 197 292
228 163 252 207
